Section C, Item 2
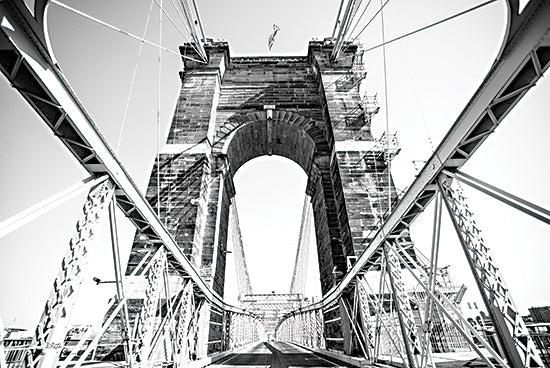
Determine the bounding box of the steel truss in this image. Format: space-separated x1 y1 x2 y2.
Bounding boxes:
0 1 262 367
276 1 550 367
29 179 115 368
1 0 550 367
438 178 543 368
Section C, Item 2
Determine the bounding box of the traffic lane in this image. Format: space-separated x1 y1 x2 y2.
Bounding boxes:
265 341 344 368
210 342 272 367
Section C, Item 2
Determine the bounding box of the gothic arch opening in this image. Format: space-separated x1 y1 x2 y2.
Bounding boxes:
216 114 353 296
223 156 322 303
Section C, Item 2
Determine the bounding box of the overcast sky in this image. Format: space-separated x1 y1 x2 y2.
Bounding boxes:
0 0 548 330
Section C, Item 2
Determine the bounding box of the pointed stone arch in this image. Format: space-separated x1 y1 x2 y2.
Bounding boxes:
210 110 353 294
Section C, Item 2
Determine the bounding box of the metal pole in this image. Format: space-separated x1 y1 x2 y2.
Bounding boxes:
331 0 346 39
161 259 178 362
444 169 550 225
361 278 408 364
374 255 387 358
108 200 133 368
383 243 418 368
341 295 369 359
420 191 442 368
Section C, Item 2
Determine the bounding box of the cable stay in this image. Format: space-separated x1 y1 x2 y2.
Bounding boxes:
289 195 313 295
229 201 253 298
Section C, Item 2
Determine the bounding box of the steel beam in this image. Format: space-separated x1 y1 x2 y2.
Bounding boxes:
394 247 508 368
108 200 133 367
420 191 441 368
438 179 543 368
360 277 407 362
0 0 251 317
444 170 550 225
73 299 126 368
285 0 550 314
32 179 115 368
384 243 420 368
0 175 107 239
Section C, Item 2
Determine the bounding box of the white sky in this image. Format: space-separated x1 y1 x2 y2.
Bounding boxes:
0 0 549 331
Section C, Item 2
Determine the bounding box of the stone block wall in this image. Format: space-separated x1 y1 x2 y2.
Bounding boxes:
112 40 402 357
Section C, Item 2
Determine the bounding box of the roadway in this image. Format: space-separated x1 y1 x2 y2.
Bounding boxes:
209 341 347 368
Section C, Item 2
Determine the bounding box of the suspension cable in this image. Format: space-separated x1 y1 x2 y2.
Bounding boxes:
336 0 390 59
363 0 498 53
380 0 391 215
156 0 163 217
167 0 203 56
116 0 155 154
152 0 202 56
51 0 203 62
397 44 435 153
347 0 374 41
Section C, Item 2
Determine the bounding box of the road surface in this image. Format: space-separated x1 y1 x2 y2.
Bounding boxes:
209 341 346 368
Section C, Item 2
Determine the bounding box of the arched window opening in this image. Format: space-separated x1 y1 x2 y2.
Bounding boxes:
223 156 321 304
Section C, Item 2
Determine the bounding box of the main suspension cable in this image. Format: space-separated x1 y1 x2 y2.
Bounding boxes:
336 0 390 59
363 0 498 53
347 0 374 42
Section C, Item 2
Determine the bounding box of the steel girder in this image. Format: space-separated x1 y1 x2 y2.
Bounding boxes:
0 0 249 316
1 0 550 361
288 0 550 313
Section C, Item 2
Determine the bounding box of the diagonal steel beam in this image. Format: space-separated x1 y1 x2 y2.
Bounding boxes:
288 0 550 313
0 0 249 316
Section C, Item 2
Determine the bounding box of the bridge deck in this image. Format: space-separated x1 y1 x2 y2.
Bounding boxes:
209 342 346 368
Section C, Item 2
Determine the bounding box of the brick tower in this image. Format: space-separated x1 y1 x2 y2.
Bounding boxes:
100 40 400 357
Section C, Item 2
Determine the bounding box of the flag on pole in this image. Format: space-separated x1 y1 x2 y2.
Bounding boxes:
268 24 280 51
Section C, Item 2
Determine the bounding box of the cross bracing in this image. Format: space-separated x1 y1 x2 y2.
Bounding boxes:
0 0 549 368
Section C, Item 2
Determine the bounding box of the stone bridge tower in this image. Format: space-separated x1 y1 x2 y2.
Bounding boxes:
119 40 399 355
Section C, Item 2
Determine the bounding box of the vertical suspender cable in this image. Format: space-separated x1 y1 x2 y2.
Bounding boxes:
116 0 155 154
156 0 163 217
380 0 391 214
